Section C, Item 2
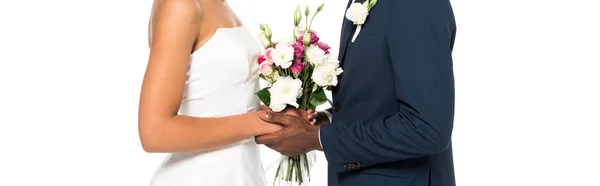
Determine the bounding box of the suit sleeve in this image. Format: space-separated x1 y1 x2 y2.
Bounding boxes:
319 2 456 173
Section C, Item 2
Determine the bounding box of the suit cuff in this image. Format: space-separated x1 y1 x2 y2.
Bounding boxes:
319 122 346 173
318 128 323 148
322 110 333 122
318 110 332 149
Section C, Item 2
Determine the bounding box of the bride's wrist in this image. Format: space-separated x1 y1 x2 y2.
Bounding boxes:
249 112 278 136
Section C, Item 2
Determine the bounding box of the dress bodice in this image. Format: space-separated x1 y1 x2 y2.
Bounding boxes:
179 26 262 118
150 26 267 186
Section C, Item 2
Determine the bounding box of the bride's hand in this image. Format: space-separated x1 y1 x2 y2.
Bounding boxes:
260 105 317 123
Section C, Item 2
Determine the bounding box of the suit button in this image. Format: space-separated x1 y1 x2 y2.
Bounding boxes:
333 104 340 112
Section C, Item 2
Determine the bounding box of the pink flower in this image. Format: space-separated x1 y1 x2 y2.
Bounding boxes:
316 42 331 54
309 32 319 44
264 48 274 61
297 32 320 45
258 55 266 64
260 63 274 76
290 59 305 74
292 41 304 59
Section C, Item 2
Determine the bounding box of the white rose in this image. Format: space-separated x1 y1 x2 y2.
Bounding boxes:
268 76 303 112
258 33 270 48
270 43 295 68
305 44 327 65
345 3 369 25
312 58 344 87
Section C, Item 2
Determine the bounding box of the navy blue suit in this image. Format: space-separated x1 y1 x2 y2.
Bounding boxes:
319 0 456 185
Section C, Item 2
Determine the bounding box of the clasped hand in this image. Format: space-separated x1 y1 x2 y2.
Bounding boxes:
255 106 323 156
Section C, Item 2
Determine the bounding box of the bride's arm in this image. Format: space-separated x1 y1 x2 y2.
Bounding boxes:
138 0 281 153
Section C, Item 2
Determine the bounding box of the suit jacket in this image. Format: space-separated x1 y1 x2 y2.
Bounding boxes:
319 0 457 185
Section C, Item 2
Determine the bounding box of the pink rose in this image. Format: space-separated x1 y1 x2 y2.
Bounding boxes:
292 41 304 59
264 48 274 61
258 55 266 64
316 42 331 54
290 59 305 74
260 63 274 76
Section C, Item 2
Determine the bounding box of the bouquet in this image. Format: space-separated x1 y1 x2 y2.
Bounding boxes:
255 3 343 186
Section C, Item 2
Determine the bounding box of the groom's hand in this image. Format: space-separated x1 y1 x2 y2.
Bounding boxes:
260 105 318 123
255 111 322 156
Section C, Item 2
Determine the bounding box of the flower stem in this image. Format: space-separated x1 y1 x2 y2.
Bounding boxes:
273 160 282 186
308 12 320 32
296 156 303 183
293 27 297 41
303 153 311 180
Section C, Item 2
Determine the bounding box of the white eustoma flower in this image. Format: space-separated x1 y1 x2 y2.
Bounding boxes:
270 43 295 68
345 3 369 25
295 26 307 38
312 58 344 87
268 76 303 112
258 33 270 48
305 44 327 65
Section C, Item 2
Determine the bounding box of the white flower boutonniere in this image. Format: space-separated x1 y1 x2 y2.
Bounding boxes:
345 0 377 43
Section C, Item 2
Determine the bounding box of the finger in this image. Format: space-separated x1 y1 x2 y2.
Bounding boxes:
306 109 315 114
260 105 271 111
307 113 318 121
255 133 279 145
259 111 296 127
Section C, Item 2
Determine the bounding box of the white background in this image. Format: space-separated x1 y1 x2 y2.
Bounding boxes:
1 0 599 185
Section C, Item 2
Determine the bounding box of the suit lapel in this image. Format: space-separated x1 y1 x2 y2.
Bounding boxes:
337 0 358 63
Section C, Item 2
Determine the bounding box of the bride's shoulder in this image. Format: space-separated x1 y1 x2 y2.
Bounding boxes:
148 0 202 44
151 0 201 19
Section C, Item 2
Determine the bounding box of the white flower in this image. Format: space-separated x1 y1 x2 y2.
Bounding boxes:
295 26 307 38
345 3 369 25
258 33 270 48
278 37 296 45
270 43 295 68
305 44 327 65
268 76 303 112
295 26 315 38
312 57 344 87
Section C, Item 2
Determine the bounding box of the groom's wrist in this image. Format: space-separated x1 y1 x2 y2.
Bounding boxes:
315 111 332 126
312 126 324 151
321 110 332 123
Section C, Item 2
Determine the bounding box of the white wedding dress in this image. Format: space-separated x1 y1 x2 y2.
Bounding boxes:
149 25 267 186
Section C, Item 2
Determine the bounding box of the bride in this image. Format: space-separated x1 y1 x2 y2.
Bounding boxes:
138 0 315 185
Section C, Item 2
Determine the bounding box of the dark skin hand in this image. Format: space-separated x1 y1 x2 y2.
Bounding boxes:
259 105 330 126
255 110 323 156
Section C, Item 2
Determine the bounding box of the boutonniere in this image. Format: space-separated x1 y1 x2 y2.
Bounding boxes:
345 0 377 43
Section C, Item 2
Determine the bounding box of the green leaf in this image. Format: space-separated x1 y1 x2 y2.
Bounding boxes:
259 73 266 80
309 88 327 107
255 87 271 106
311 83 318 93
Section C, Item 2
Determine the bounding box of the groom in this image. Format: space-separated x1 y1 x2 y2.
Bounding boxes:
256 0 456 185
